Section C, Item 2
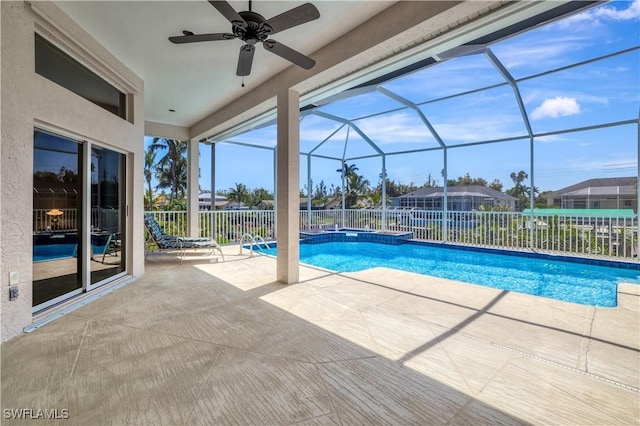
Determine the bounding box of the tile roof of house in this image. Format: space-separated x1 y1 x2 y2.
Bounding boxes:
563 185 637 197
399 185 517 200
548 177 637 196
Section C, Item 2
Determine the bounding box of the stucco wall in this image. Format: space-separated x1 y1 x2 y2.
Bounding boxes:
1 1 145 341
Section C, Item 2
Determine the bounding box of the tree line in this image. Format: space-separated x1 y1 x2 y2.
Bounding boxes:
305 164 542 210
144 139 276 211
144 139 543 211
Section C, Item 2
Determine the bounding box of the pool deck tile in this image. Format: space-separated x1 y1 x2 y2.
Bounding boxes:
2 246 638 425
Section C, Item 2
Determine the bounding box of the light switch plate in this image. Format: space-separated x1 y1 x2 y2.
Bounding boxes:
9 272 18 286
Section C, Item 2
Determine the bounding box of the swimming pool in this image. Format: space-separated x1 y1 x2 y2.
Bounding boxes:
33 243 77 262
257 241 640 307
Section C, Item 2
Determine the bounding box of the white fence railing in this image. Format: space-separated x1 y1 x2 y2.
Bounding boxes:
143 209 639 261
34 208 120 233
141 210 276 245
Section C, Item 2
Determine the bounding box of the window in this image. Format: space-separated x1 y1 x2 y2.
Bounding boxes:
35 34 127 119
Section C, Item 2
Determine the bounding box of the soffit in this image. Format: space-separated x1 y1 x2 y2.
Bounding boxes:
53 1 583 143
54 0 394 128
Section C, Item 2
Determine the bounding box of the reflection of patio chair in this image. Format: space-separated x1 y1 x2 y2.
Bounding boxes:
101 233 121 264
90 232 114 263
144 214 224 263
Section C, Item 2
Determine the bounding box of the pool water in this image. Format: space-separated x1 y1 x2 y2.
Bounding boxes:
33 243 77 262
260 241 640 307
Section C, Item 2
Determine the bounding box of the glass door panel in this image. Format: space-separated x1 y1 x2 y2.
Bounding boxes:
90 146 125 285
32 130 83 309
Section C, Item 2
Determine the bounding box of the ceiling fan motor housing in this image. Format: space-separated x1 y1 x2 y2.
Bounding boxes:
234 11 272 45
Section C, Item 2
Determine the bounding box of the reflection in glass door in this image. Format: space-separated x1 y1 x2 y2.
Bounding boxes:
32 130 83 309
33 130 127 311
90 146 126 286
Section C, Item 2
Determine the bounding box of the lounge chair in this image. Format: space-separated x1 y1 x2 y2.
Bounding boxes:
144 214 224 263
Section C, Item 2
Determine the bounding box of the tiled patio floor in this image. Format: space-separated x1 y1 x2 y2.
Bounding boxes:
2 246 639 425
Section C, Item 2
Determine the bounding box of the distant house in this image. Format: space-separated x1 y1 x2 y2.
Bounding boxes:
223 201 249 210
324 197 342 210
393 185 517 211
546 177 637 212
258 197 321 210
298 197 325 210
198 192 228 210
254 199 274 210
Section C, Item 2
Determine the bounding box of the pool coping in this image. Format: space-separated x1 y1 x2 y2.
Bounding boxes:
298 229 640 271
412 240 640 271
300 229 413 245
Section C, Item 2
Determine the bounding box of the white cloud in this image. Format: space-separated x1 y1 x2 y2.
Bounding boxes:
500 1 639 72
565 158 638 173
355 112 436 144
497 41 583 70
593 0 640 21
530 97 581 120
555 0 640 29
534 134 575 144
354 111 525 146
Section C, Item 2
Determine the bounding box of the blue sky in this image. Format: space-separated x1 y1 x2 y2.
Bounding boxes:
146 0 639 196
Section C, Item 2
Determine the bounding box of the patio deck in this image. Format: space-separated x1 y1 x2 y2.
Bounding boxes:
2 245 639 425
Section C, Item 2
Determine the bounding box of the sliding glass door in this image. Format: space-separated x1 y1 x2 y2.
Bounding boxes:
33 131 83 308
89 146 126 287
33 129 127 311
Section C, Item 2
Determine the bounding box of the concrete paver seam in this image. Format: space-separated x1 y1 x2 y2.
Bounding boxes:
428 323 640 393
68 319 91 379
184 346 222 425
583 307 597 374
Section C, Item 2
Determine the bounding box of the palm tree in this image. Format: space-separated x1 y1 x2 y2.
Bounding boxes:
227 183 250 205
144 149 156 210
150 138 188 204
250 187 273 207
346 173 370 208
336 162 359 181
144 188 156 210
155 162 187 203
507 170 539 211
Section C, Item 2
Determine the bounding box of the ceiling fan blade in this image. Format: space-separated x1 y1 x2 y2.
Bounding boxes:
209 1 246 25
169 33 236 44
237 44 255 76
263 40 315 70
263 3 320 35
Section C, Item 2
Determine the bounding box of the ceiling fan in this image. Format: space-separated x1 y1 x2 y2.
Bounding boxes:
169 1 320 77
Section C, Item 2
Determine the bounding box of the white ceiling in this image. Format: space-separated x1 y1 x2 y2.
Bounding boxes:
54 1 394 128
53 1 582 142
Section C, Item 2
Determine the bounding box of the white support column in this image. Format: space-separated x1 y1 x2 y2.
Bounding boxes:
529 135 535 249
381 155 387 231
187 139 200 237
340 161 346 227
636 114 639 252
442 147 448 241
273 147 278 239
210 142 216 237
276 89 300 284
307 154 312 229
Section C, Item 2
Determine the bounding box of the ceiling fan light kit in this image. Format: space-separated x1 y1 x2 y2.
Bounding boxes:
169 0 320 77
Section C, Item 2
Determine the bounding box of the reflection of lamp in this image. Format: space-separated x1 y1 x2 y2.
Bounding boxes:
46 209 63 229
